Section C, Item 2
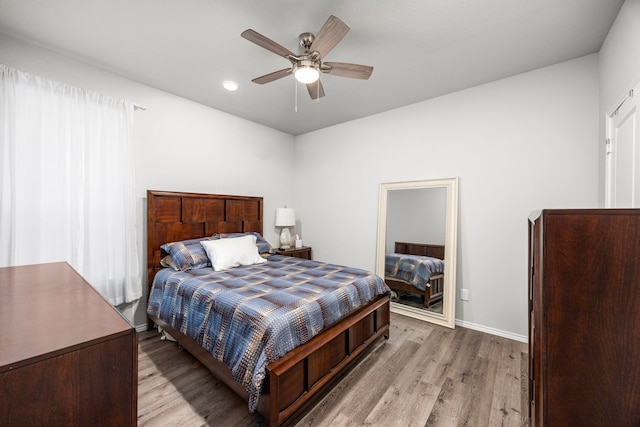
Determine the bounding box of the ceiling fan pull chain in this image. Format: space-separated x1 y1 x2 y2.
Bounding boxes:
294 79 298 112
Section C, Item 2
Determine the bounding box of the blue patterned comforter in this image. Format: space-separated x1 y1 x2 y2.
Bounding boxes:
384 253 444 291
147 255 389 412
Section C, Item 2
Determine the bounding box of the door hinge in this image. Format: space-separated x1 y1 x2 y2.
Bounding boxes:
606 138 613 154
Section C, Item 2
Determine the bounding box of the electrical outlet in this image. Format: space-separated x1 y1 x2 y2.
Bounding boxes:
460 288 469 301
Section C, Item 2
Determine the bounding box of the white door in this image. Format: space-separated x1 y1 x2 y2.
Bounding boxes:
606 82 640 208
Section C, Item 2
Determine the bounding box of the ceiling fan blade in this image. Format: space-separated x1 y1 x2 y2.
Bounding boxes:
241 29 296 58
307 80 325 99
323 62 373 80
309 15 350 58
252 68 292 84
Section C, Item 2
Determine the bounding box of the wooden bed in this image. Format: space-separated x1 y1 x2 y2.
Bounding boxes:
385 242 444 308
146 190 390 427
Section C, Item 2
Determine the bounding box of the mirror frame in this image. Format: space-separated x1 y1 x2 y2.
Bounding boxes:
376 177 459 328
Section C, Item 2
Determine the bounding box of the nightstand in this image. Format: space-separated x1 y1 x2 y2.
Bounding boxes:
274 246 312 260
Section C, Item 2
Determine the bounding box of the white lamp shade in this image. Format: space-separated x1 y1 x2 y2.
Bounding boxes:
275 208 295 227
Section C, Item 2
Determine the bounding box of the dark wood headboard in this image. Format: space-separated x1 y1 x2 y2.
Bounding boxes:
394 242 445 260
146 190 264 292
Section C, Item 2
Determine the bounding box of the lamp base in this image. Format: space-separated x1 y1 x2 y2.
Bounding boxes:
279 227 292 249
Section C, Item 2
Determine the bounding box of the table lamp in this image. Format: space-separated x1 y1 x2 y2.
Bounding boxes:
275 207 295 249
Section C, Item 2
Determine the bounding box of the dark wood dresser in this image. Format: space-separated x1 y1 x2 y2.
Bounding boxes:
0 262 138 426
528 210 640 426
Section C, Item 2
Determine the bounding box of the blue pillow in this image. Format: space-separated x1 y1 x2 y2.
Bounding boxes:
161 237 212 271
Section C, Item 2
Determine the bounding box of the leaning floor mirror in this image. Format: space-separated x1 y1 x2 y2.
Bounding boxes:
376 177 459 328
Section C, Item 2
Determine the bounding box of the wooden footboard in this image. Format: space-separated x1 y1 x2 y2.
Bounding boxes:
386 273 443 308
428 273 444 303
150 294 390 427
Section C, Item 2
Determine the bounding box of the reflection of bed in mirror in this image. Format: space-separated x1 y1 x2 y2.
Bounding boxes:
384 242 445 308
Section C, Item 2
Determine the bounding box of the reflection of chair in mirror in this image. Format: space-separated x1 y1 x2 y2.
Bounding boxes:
384 242 445 308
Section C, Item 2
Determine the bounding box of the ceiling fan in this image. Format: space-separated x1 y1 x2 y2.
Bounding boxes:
241 15 373 100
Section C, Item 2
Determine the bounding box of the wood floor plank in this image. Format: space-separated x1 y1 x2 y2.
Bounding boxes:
363 326 452 426
138 314 529 426
327 339 422 424
487 336 526 426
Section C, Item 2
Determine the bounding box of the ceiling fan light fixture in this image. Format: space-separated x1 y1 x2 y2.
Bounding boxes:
293 64 320 84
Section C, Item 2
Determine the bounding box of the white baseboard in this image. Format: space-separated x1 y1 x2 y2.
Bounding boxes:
135 323 149 333
455 319 527 343
136 319 527 343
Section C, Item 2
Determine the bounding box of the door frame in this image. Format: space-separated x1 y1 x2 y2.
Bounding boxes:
605 77 639 207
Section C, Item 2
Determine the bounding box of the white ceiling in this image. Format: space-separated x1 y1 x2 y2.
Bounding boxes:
0 0 625 135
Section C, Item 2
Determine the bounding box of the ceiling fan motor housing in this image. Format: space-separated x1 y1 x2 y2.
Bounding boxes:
299 32 315 51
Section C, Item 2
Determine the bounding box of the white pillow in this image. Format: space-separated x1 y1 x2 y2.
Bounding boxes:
200 235 267 271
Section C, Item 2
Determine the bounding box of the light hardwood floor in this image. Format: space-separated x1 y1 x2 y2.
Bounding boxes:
138 313 529 427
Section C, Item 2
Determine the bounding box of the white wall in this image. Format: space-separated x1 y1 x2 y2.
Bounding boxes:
386 188 447 252
294 55 600 339
598 0 640 202
5 9 630 338
0 34 295 329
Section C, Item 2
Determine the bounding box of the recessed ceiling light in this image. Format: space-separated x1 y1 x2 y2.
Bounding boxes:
222 80 238 91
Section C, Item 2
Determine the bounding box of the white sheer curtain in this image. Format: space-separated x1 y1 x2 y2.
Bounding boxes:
0 64 141 305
